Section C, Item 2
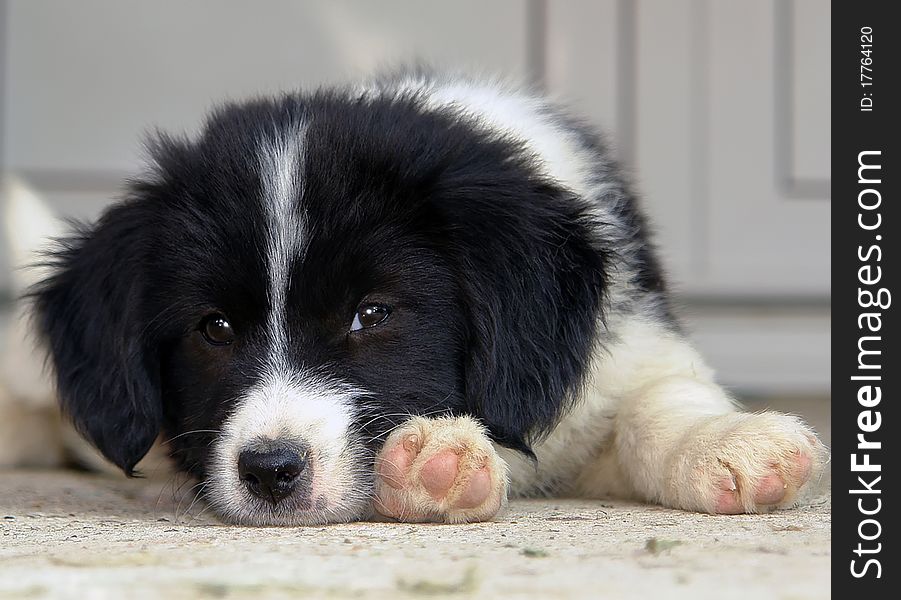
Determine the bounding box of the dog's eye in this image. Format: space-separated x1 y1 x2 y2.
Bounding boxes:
199 313 235 346
350 304 391 332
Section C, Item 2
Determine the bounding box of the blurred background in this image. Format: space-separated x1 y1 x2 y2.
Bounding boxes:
0 0 830 462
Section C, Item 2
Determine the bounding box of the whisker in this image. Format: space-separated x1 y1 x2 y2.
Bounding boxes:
161 429 221 446
356 406 452 436
154 471 182 518
371 456 405 488
179 482 211 523
174 480 208 522
185 501 214 524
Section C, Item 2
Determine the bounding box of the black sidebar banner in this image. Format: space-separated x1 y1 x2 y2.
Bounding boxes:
833 0 898 595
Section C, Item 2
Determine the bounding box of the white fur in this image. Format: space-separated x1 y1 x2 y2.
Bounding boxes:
208 372 371 525
493 315 827 514
259 123 308 371
496 315 716 496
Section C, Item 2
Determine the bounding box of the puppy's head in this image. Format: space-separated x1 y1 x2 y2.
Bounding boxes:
32 91 607 524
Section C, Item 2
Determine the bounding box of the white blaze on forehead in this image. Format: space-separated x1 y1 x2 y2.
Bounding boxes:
259 123 308 367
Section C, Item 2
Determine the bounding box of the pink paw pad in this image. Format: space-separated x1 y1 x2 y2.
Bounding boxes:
714 476 743 514
376 435 418 490
420 450 460 499
792 450 813 483
754 473 787 505
456 467 492 509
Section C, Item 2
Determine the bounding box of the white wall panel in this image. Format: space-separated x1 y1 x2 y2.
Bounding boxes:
4 0 528 173
704 1 829 296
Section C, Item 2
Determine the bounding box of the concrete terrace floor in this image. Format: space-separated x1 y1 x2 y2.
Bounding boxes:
0 467 830 600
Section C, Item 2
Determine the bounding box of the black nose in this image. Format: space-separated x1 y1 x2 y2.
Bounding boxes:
237 447 306 504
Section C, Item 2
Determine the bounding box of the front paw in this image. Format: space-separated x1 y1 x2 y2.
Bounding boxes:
373 416 508 523
667 412 828 514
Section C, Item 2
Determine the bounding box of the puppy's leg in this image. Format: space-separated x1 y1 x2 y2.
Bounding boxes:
612 376 828 513
373 416 508 523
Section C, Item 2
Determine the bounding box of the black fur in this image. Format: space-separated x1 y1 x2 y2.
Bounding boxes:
32 204 162 475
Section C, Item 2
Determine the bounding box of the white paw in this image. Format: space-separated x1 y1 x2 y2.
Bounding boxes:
667 412 828 514
373 416 508 523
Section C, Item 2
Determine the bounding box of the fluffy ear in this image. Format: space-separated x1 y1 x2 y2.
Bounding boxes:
31 201 161 475
440 176 609 456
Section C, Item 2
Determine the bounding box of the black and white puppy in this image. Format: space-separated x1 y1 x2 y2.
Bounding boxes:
32 73 827 525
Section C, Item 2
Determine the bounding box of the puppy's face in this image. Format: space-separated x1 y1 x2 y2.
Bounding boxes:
161 211 462 524
34 92 607 525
